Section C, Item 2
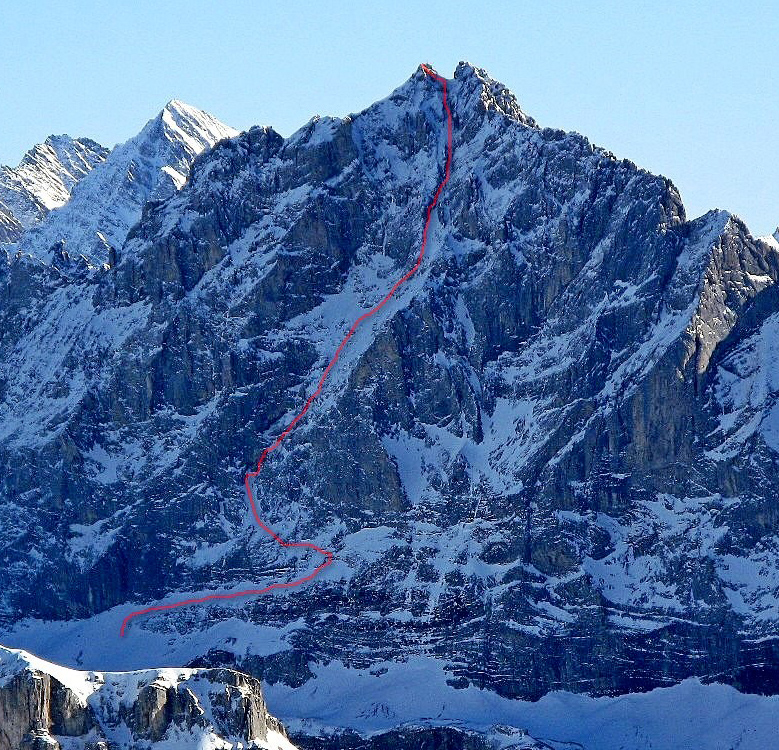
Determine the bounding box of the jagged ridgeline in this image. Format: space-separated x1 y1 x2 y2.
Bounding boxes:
0 135 109 243
1 61 779 720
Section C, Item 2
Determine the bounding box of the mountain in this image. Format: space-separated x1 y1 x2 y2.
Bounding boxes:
0 645 295 749
7 100 238 264
1 62 778 748
0 135 108 243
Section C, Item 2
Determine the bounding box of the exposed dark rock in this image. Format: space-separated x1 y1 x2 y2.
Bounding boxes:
292 726 553 750
0 646 287 749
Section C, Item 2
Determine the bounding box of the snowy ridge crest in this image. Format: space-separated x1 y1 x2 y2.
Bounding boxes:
0 135 108 242
0 644 296 750
453 60 537 127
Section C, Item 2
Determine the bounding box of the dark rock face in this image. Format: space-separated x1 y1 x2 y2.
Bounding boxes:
1 62 779 706
114 667 272 743
0 669 96 750
293 726 552 750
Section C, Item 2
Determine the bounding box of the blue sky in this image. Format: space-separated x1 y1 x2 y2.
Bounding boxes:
2 1 776 235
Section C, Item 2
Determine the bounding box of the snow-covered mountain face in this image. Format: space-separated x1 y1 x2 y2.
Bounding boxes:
0 135 108 242
1 61 779 732
6 99 238 264
0 645 296 750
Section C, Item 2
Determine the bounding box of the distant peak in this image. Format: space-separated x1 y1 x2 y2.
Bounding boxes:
453 60 482 79
42 134 76 147
155 99 238 141
452 60 536 127
162 98 200 116
158 99 204 124
774 227 779 243
135 100 240 161
8 134 105 169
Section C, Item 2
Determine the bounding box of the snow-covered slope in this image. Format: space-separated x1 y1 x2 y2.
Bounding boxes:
759 227 779 251
10 100 238 264
0 644 297 750
270 656 779 750
0 135 108 242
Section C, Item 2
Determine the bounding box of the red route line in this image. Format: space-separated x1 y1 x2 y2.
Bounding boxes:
120 64 453 637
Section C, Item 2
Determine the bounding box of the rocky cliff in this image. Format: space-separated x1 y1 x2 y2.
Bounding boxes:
0 645 293 750
0 61 778 730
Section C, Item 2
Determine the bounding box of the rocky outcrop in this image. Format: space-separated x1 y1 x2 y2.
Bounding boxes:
0 646 290 749
0 664 99 750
